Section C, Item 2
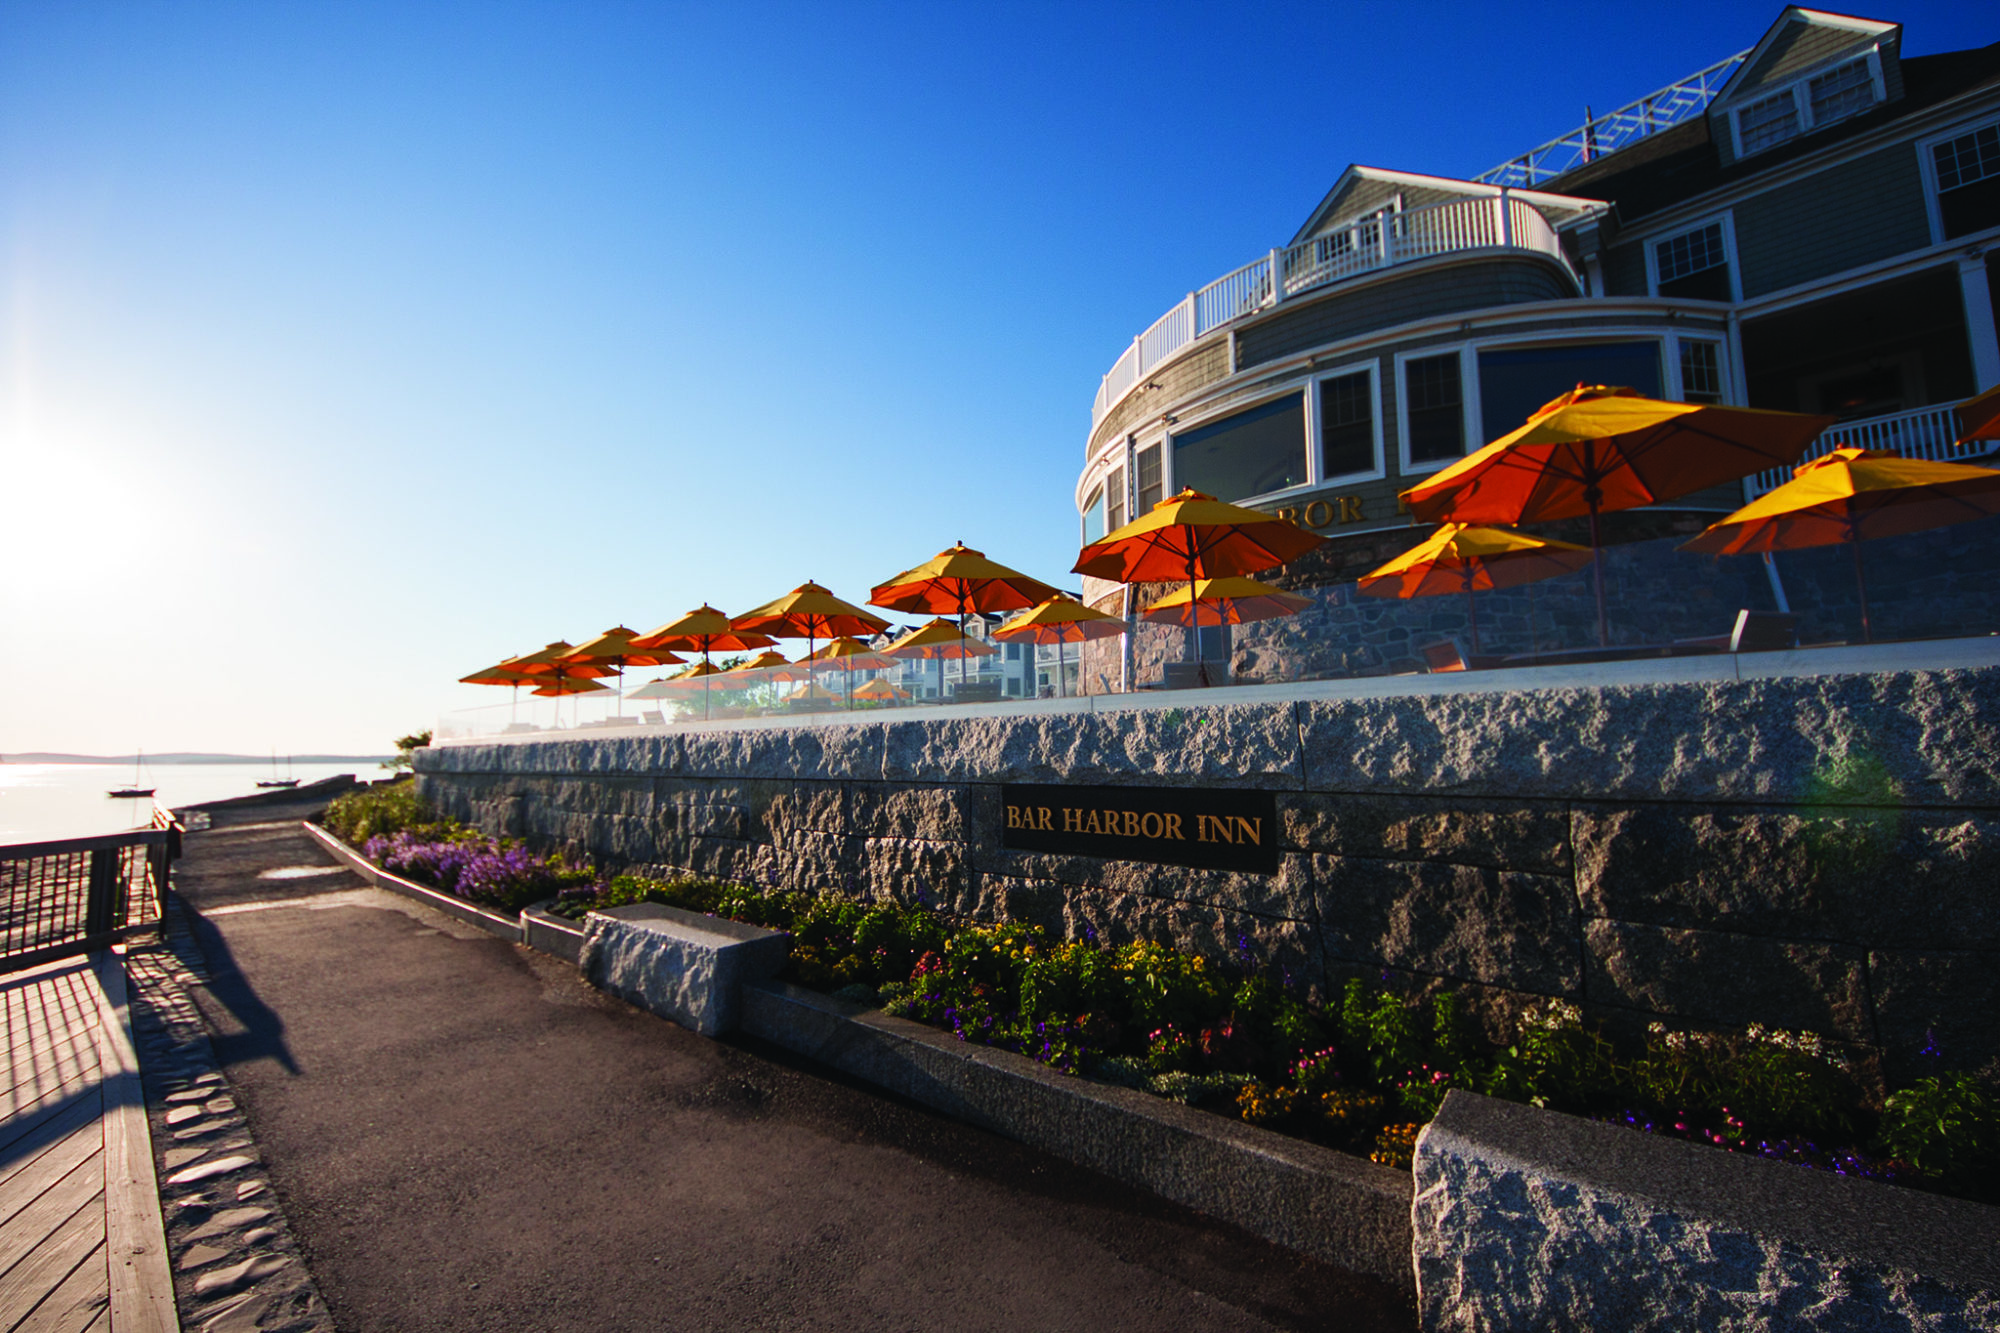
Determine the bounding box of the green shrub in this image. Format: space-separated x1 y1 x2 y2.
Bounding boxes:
322 783 457 845
1879 1072 1999 1185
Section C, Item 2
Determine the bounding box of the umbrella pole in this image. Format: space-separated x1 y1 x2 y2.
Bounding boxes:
1057 637 1066 698
1851 531 1874 644
1588 500 1610 648
703 647 712 723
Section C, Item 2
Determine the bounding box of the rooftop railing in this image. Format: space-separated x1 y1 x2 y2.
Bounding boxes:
1746 400 1976 499
1093 192 1574 431
1474 51 1750 188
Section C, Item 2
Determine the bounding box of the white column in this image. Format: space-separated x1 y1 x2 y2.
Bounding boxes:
1959 251 2000 391
1267 249 1285 306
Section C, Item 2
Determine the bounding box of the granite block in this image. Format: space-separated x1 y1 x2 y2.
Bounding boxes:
1146 855 1317 923
1413 1090 2000 1331
1575 804 2000 949
1316 856 1581 996
878 702 1304 788
1868 948 2000 1084
1281 791 1571 875
1584 919 1873 1042
847 784 978 842
579 903 789 1036
862 837 969 908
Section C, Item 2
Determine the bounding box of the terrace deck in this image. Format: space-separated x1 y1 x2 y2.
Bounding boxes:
0 953 176 1333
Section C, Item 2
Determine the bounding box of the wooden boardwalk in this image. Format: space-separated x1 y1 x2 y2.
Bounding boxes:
1 954 176 1333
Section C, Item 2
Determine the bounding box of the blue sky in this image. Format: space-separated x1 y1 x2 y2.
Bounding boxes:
3 1 1991 753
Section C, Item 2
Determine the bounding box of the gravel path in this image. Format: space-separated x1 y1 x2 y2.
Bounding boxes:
165 797 1413 1333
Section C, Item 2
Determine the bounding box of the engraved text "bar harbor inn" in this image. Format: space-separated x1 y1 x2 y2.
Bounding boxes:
998 784 1279 874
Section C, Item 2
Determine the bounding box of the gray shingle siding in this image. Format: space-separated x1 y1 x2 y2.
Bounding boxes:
1236 259 1573 369
1733 142 1932 296
1089 338 1230 456
1738 21 1873 92
1602 241 1649 296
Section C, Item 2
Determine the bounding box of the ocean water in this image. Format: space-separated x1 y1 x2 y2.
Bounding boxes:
0 762 384 843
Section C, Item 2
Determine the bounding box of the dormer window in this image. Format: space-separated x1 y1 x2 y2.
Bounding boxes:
1728 51 1882 160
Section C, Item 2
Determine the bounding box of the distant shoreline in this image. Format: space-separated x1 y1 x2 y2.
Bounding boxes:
4 753 396 766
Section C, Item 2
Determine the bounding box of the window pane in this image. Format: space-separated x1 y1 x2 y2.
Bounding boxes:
1808 58 1874 126
1136 445 1163 512
1678 341 1724 404
1405 354 1465 464
1171 393 1306 501
1082 487 1104 544
1655 223 1726 284
1318 371 1376 478
1738 92 1799 154
1934 124 2000 240
1476 342 1662 444
1106 467 1126 531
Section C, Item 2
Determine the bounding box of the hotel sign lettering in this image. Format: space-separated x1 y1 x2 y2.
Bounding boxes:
999 784 1279 874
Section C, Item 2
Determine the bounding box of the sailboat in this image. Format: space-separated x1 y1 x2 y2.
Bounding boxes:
256 750 300 789
107 750 155 799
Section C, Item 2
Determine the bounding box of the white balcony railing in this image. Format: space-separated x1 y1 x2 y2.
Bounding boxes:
1092 191 1576 430
1745 400 1977 499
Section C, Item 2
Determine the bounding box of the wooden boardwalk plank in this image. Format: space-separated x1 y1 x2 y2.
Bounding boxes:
0 1073 98 1159
0 1111 100 1232
16 1239 108 1333
0 1152 104 1290
90 953 177 1333
0 1197 100 1332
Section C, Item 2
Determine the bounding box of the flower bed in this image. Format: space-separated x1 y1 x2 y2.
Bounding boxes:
322 786 599 914
550 873 2000 1201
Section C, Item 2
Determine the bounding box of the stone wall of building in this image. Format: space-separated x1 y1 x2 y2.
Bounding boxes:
418 664 2000 1091
1071 515 2000 691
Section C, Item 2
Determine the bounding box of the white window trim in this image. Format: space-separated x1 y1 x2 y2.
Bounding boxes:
1307 359 1386 486
1161 385 1315 505
1395 343 1480 478
1643 211 1741 303
1665 331 1732 404
1726 48 1884 162
1917 113 2000 247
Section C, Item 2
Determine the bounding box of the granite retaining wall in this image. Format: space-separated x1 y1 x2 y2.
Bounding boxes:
416 664 2000 1088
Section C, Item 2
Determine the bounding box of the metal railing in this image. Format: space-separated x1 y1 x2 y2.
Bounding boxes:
0 817 174 974
1093 192 1575 429
1475 51 1750 188
1746 400 1975 498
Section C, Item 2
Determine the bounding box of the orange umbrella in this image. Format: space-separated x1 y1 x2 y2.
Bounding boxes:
871 543 1059 693
529 675 611 697
1681 446 2000 641
560 626 683 719
1401 385 1835 645
1073 487 1325 679
1357 523 1595 653
1956 384 2000 450
992 597 1124 699
726 650 812 682
459 654 540 726
884 618 996 701
732 581 890 678
852 677 911 703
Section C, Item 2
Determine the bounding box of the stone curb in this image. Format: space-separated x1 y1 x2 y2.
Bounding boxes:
124 909 336 1333
1413 1089 2000 1330
520 903 585 964
300 822 522 942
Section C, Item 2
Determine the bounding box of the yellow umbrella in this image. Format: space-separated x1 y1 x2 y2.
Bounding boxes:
883 617 996 700
529 675 611 697
1357 523 1595 652
1957 383 2000 449
852 677 911 703
1074 488 1326 677
626 661 724 701
732 582 890 671
1681 446 2000 641
1401 386 1835 646
630 606 775 722
727 650 812 682
801 636 896 709
871 543 1059 693
992 597 1124 699
560 626 683 719
1141 577 1312 626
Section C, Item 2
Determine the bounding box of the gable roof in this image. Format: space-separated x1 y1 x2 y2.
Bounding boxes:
1288 166 1604 247
1714 7 1899 105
